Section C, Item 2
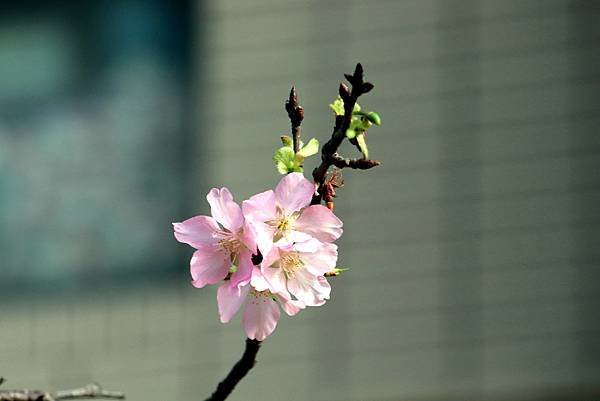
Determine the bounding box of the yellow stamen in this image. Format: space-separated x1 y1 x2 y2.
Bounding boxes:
250 288 272 298
265 208 300 241
279 252 304 278
218 237 242 261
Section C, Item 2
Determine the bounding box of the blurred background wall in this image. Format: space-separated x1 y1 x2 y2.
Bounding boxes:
1 1 599 400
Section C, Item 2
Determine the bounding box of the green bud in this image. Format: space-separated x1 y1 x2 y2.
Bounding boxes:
325 267 349 277
280 135 293 147
367 111 381 126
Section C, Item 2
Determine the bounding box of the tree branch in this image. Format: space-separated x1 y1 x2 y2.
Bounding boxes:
330 153 380 170
285 86 304 154
0 381 124 401
311 63 380 208
204 63 378 401
204 339 262 401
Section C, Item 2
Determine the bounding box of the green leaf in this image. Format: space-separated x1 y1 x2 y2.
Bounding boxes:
297 138 319 158
330 96 363 116
273 146 295 164
329 96 345 116
356 133 369 159
273 146 300 174
279 162 303 174
275 161 287 174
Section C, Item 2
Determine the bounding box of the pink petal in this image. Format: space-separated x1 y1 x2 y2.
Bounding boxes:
238 221 258 253
217 282 250 323
262 264 288 295
189 246 230 288
243 290 281 341
292 238 322 253
276 292 305 316
207 187 244 231
253 226 276 258
274 230 312 248
250 267 270 291
274 172 315 212
242 190 277 223
294 205 343 243
242 190 277 255
173 216 220 248
287 268 331 306
230 249 253 289
300 242 338 276
316 276 331 304
260 245 281 271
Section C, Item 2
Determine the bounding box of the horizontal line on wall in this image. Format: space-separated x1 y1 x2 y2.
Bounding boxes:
206 1 570 41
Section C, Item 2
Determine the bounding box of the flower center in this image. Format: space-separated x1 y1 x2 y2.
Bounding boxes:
249 287 272 299
266 208 300 242
218 236 242 262
279 252 304 278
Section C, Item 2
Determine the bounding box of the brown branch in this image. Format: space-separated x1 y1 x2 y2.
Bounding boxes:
311 63 379 207
204 338 261 401
285 86 304 154
330 154 380 170
0 381 124 401
204 64 379 401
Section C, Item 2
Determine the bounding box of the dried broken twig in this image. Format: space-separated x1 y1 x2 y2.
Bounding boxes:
0 381 124 401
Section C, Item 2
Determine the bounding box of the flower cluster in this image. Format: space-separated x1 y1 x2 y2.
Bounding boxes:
173 173 343 340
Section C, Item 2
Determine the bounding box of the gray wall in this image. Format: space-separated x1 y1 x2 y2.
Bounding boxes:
1 1 599 401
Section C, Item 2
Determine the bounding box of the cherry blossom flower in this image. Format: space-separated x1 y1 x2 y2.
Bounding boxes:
260 238 337 306
217 268 305 341
173 187 256 289
242 172 343 255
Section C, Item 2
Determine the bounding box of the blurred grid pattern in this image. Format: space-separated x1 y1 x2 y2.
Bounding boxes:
1 1 599 401
0 0 193 287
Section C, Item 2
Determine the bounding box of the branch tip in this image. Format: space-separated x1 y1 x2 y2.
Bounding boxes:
285 86 304 153
354 62 363 78
361 82 374 93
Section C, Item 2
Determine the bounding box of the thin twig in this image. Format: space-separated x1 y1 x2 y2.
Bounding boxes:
330 153 380 170
52 384 124 400
311 63 379 207
0 382 124 401
204 339 261 401
285 86 304 154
